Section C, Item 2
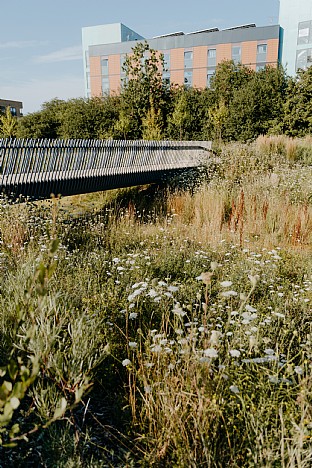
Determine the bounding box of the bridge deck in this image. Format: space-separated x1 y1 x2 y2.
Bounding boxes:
0 139 211 200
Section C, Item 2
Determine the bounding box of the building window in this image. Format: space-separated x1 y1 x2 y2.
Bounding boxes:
184 50 193 68
101 58 109 76
298 21 312 45
102 77 110 95
257 43 267 63
207 49 216 67
184 70 193 87
207 68 216 87
256 64 266 72
296 48 312 71
257 44 267 55
10 107 17 116
163 52 170 71
232 45 241 64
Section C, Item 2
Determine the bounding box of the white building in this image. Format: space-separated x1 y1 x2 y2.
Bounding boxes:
82 23 144 98
279 0 312 75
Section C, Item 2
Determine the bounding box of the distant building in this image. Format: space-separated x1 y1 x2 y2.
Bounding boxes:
0 99 23 118
279 0 312 75
82 23 144 98
82 22 281 98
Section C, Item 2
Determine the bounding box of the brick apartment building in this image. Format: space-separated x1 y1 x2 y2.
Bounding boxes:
82 23 281 98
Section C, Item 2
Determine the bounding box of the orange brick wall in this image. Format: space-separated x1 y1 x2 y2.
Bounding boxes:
193 46 208 69
90 56 102 97
267 38 279 64
241 41 257 67
193 46 208 88
170 69 184 86
90 56 101 76
90 76 102 97
109 54 121 75
217 43 232 63
170 48 185 71
110 75 121 93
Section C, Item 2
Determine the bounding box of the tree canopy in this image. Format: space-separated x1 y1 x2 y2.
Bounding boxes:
12 42 312 143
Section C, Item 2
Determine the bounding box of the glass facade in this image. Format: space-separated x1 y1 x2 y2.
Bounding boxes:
184 50 193 68
279 0 312 75
207 48 217 67
184 70 193 87
207 68 215 87
297 20 312 45
102 77 109 94
101 58 109 75
232 45 241 64
296 47 312 70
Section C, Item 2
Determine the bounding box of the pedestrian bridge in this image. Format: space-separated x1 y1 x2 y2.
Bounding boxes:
0 139 211 200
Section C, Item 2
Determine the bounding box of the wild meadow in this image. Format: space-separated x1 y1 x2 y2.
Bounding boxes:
0 135 311 467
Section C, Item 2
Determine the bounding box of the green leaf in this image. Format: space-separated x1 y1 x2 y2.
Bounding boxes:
50 239 60 254
52 397 67 421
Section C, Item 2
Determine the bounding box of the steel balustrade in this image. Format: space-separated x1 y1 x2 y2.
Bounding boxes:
0 139 212 200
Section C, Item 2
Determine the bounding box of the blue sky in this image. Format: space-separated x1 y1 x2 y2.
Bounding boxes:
0 0 280 114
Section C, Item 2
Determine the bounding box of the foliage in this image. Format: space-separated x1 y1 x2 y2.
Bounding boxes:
58 96 120 139
12 55 312 142
208 99 228 144
210 60 254 106
0 107 18 138
225 65 289 141
281 66 312 136
0 239 90 447
16 98 67 139
120 41 169 138
142 99 163 140
167 89 190 139
0 140 311 465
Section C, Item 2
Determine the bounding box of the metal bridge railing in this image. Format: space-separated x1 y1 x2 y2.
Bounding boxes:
0 139 211 199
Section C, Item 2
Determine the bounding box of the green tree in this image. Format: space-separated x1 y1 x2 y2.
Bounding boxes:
281 66 312 136
0 107 18 137
210 60 254 107
17 99 66 138
225 65 288 141
112 109 132 139
208 99 228 145
167 90 190 140
58 96 120 139
120 41 169 138
142 99 163 140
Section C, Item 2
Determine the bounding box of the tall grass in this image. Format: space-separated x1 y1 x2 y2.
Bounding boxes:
0 138 311 466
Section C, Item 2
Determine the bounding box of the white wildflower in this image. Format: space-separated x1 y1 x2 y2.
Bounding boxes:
122 359 131 367
128 341 137 349
245 304 257 312
203 348 218 358
210 330 222 347
229 385 239 394
294 366 303 375
220 280 233 287
221 290 238 297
